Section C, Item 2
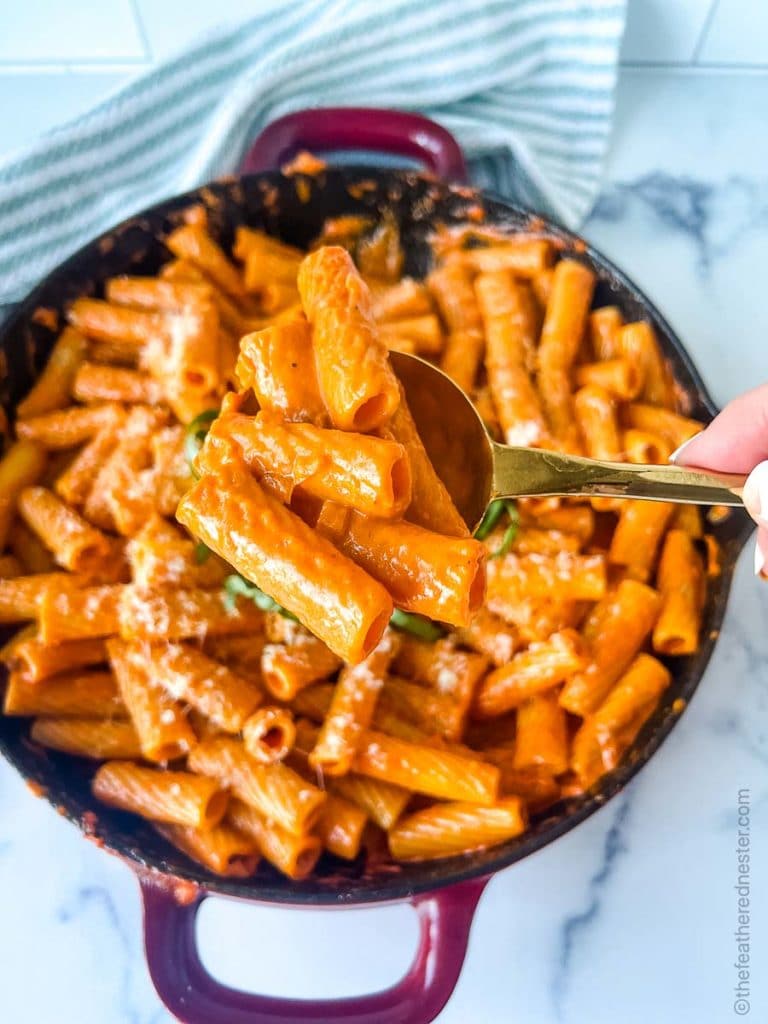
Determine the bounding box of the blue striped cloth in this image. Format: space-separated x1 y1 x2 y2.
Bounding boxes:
0 0 626 307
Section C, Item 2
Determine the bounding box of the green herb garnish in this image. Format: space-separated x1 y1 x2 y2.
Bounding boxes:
475 499 519 559
489 503 520 559
184 409 219 477
389 608 446 642
473 499 506 541
193 542 212 564
223 573 298 620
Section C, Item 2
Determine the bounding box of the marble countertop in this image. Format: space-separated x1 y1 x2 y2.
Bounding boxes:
2 6 768 1023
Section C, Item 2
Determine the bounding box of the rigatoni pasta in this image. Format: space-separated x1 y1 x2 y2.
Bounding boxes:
0 204 712 881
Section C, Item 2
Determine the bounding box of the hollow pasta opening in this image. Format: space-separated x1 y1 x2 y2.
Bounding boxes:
226 853 259 877
203 789 230 828
389 455 411 506
352 393 388 432
261 726 285 750
184 370 208 389
293 840 322 879
362 609 391 659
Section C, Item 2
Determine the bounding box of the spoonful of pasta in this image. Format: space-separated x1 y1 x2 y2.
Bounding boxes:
389 350 746 534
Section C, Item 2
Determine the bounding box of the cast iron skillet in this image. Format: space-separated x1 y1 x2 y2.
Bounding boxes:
0 110 753 1024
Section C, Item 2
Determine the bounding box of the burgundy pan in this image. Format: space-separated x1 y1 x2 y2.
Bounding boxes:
0 109 752 1024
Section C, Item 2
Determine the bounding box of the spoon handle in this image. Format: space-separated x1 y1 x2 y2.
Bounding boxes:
491 445 746 506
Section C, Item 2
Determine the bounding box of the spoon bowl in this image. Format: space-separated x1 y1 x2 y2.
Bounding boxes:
389 350 746 533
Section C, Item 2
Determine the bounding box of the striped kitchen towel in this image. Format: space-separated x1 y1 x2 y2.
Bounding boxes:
0 0 626 306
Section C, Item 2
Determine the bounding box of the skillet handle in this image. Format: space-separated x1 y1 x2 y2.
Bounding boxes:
141 875 488 1024
240 107 469 182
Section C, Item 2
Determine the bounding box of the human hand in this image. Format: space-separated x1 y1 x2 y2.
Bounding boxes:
671 384 768 575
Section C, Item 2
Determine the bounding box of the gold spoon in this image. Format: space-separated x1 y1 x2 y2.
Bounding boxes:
389 351 746 533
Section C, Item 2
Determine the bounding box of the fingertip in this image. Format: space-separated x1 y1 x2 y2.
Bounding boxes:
754 527 768 579
743 461 768 529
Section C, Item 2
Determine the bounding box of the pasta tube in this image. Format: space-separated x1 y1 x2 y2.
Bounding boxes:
226 798 322 879
537 258 596 449
38 583 123 643
622 403 703 449
513 692 569 774
472 629 586 718
17 327 88 418
352 730 499 805
243 706 296 764
573 385 622 461
588 306 623 361
368 277 433 321
429 262 484 394
166 223 250 304
309 632 396 775
204 410 412 517
68 298 165 346
317 794 368 860
487 551 606 604
475 271 547 446
93 761 228 828
609 500 675 581
378 316 443 356
332 774 410 830
117 585 264 642
16 403 123 449
559 579 661 716
297 246 400 431
652 530 705 655
18 486 112 574
8 520 56 573
155 822 259 878
108 639 196 762
0 572 86 624
261 639 341 701
139 642 263 733
574 359 642 401
235 321 327 425
72 362 162 405
455 608 519 667
459 239 553 276
621 429 671 465
4 669 124 718
189 737 326 835
4 635 106 682
318 504 485 628
0 439 48 548
593 653 670 738
31 717 142 759
388 797 526 860
619 322 675 407
176 461 393 664
54 421 123 507
126 516 228 590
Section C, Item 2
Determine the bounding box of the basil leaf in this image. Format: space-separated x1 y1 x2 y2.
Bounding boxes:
389 608 445 642
223 574 298 620
473 499 506 541
184 408 219 477
488 502 520 560
193 542 212 565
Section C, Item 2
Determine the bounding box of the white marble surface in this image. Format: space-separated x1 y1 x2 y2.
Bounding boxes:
2 7 768 1024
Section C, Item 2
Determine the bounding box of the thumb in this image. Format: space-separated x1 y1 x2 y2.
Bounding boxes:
671 384 768 474
671 383 768 532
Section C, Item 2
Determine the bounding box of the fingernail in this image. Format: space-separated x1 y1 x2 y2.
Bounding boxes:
669 437 696 463
754 541 765 578
743 461 768 528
